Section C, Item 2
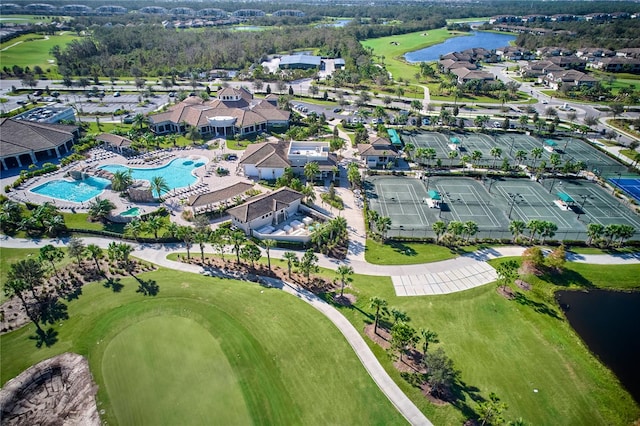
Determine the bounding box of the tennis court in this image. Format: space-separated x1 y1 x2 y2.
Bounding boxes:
610 177 640 204
365 175 640 240
404 131 451 157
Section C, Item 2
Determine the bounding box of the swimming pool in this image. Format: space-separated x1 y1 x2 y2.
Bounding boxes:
31 176 111 203
120 207 141 217
99 158 206 192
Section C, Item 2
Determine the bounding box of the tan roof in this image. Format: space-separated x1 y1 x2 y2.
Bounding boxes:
0 118 77 157
358 137 399 157
188 182 254 207
227 187 302 223
96 133 132 148
239 141 290 168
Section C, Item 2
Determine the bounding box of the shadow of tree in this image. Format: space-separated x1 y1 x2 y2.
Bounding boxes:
389 241 418 257
514 291 561 320
543 269 594 289
135 278 159 296
38 296 69 325
103 277 124 293
29 327 58 348
449 379 484 421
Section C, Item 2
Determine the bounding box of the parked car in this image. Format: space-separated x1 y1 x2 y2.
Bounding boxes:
114 91 121 97
226 154 238 161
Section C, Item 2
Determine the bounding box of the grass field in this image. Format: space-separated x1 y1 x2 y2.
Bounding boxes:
365 239 480 264
361 28 457 82
0 33 80 72
0 267 404 425
330 261 640 425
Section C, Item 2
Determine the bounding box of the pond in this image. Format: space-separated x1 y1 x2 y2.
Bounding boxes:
404 31 516 63
556 289 640 403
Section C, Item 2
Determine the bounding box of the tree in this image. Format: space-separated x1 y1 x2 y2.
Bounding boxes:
509 220 526 243
283 251 298 279
87 198 115 223
133 113 148 130
432 220 447 244
478 392 508 426
522 246 545 272
85 244 103 272
496 260 518 291
490 147 502 169
194 229 210 262
263 239 276 271
610 103 624 119
240 244 261 269
336 265 354 297
67 237 85 264
530 147 543 169
39 244 64 276
586 223 604 246
526 219 544 243
471 150 483 168
369 296 388 335
111 169 133 192
303 161 320 184
297 249 318 284
124 219 144 241
8 258 45 302
420 328 439 354
546 245 566 272
375 216 392 241
144 216 164 239
448 150 458 168
379 304 405 326
228 231 246 264
389 321 418 362
424 347 459 399
463 221 479 243
150 176 170 200
347 163 361 189
177 226 195 260
539 221 558 244
515 150 528 167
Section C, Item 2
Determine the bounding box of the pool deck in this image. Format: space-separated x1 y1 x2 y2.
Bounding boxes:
2 145 253 225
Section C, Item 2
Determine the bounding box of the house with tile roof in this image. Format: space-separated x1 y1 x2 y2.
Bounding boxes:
541 70 598 90
148 87 289 138
238 140 290 180
227 187 303 234
0 118 79 170
358 137 400 169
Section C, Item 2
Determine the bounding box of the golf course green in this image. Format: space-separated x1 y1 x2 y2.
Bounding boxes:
0 267 405 425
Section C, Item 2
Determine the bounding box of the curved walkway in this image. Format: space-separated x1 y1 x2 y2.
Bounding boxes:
2 235 638 426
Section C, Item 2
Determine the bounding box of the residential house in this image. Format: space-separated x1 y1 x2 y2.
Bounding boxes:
358 137 400 168
238 140 290 180
547 55 587 71
451 68 495 85
439 59 477 73
287 141 338 180
520 60 564 78
495 46 535 61
187 182 254 215
542 70 598 90
537 46 575 57
148 87 289 138
592 57 640 73
227 187 301 234
616 48 640 59
440 52 473 62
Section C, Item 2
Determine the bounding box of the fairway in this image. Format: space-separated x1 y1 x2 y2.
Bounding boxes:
103 316 251 425
0 268 404 425
0 33 80 70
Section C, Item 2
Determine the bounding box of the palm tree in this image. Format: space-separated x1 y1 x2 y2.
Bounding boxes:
369 296 388 335
432 220 447 244
515 150 528 167
177 226 195 260
471 150 483 168
303 161 320 184
390 307 410 325
403 143 415 161
530 147 543 169
111 169 133 192
509 220 526 243
230 231 246 264
165 222 180 239
283 251 298 279
490 147 502 169
39 244 64 276
133 113 148 130
375 216 392 241
420 328 439 354
88 198 115 223
150 176 170 200
85 244 104 272
67 237 85 264
448 150 458 168
526 219 543 243
240 244 261 269
463 221 479 243
263 239 276 270
586 223 605 246
336 265 354 297
8 258 45 302
124 219 144 241
144 216 164 239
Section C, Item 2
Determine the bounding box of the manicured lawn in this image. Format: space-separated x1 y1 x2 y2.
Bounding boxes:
365 239 479 264
333 261 640 425
0 33 80 72
361 28 457 82
0 267 404 425
62 213 126 234
103 316 252 426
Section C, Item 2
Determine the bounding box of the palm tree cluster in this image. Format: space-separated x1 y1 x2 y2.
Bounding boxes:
365 209 392 241
0 201 66 237
87 198 116 223
586 223 635 247
431 220 478 246
123 216 166 241
311 216 348 255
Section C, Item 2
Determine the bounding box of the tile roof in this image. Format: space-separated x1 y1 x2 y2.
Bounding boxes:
96 133 132 148
0 118 77 157
227 187 302 223
358 137 399 157
239 140 290 168
188 182 254 207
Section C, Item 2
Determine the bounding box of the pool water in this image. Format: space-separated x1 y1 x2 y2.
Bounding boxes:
31 176 111 203
100 158 206 192
120 207 141 217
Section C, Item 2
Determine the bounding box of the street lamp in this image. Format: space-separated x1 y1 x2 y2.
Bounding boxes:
507 193 521 219
509 136 515 156
612 172 622 194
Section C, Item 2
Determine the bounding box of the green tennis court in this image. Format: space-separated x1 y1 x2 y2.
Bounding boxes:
365 175 640 240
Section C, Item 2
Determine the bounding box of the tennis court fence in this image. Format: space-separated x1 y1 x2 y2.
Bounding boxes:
385 227 601 242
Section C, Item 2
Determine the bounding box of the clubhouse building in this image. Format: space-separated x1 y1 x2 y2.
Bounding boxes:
148 87 290 138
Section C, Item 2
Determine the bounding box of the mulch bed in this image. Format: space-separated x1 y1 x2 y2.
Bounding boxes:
497 285 516 299
515 279 532 291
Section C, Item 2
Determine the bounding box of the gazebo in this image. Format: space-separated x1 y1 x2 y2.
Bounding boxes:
424 190 442 208
544 139 558 153
448 136 461 151
555 192 575 211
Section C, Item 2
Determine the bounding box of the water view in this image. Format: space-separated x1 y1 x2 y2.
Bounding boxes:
30 176 111 203
100 158 206 190
556 289 640 403
405 31 516 63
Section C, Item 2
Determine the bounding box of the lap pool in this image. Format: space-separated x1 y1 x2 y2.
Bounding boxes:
31 176 111 203
99 157 206 191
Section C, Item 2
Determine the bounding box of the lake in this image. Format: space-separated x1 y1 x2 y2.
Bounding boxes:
556 289 640 403
404 31 516 63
